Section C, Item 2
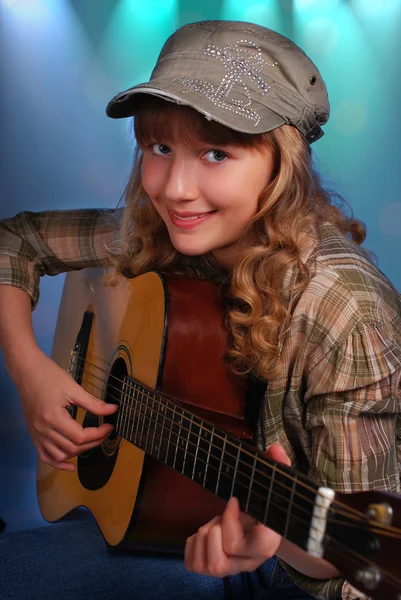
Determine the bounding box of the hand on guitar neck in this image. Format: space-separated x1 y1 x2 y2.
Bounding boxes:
185 443 341 582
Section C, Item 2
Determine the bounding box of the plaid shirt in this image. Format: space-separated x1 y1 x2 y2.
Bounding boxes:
1 208 401 600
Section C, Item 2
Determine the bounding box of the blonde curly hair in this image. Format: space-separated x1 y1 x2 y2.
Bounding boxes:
108 97 366 381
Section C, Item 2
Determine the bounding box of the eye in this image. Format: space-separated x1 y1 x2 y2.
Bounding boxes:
151 143 171 155
204 150 228 163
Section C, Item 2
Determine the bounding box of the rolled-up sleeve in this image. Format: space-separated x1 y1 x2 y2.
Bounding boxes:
306 322 401 493
0 209 119 309
280 321 401 599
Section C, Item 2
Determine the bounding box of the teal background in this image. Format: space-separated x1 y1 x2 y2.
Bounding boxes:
0 0 400 532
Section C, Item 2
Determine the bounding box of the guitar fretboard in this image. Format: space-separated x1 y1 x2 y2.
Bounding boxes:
114 376 318 550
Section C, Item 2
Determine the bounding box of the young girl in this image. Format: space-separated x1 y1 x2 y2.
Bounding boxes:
0 20 400 600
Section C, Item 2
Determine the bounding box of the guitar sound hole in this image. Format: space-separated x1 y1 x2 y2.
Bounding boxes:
77 357 128 491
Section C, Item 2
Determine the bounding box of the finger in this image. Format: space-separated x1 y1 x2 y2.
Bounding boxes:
221 497 249 556
70 388 118 416
52 415 113 445
222 498 280 560
187 517 220 573
184 534 196 571
44 428 110 460
36 444 75 472
54 412 114 445
265 443 291 466
206 524 266 577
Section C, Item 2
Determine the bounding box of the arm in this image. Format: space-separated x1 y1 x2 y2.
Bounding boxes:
185 303 401 596
0 208 120 308
0 208 120 469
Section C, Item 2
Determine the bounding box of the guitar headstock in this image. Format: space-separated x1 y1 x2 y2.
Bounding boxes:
322 490 401 600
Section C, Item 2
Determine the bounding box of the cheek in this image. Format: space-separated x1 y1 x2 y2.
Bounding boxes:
141 159 164 200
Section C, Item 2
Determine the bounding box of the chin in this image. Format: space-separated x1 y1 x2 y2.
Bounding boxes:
174 246 207 257
170 239 211 257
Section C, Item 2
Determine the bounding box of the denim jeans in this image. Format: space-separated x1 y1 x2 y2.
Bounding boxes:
0 520 313 600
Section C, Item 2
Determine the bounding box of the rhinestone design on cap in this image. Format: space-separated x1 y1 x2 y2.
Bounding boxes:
174 40 278 126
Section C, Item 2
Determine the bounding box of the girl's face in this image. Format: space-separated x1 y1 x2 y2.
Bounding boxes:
141 133 275 270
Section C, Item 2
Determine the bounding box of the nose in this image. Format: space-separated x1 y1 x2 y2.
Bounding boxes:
163 157 199 205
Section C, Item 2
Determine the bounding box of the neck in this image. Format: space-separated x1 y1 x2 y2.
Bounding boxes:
114 374 318 552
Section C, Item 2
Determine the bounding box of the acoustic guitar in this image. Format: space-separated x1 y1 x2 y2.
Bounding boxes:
37 269 401 599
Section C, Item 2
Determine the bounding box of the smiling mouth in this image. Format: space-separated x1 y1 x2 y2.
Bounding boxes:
168 209 217 229
171 212 215 221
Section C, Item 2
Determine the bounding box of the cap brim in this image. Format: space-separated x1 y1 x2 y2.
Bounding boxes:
106 79 286 135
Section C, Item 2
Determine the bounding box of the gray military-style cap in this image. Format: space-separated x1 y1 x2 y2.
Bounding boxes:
106 20 329 144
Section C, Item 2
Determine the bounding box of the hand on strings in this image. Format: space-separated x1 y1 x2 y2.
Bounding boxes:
184 443 291 577
14 349 117 471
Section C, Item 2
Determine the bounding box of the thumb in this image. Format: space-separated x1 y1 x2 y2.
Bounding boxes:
266 442 291 467
73 387 118 415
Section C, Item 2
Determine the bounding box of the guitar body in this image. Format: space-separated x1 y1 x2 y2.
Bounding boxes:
35 270 401 599
37 270 250 551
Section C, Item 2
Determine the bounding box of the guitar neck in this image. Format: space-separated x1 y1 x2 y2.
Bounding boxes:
115 375 318 551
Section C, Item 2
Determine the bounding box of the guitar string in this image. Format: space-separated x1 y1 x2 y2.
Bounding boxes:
325 535 401 589
79 373 401 542
74 355 401 536
74 364 401 539
76 363 349 519
72 370 399 564
78 372 316 529
74 356 341 503
71 377 401 591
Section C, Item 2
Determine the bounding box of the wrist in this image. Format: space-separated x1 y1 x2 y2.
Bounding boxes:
3 340 43 381
276 538 340 580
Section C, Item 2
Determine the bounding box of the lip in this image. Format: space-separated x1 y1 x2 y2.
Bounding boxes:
168 209 216 230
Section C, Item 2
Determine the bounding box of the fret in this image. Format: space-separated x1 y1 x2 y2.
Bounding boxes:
202 426 213 487
120 381 127 437
215 436 238 500
230 442 241 498
183 415 198 479
150 394 158 456
124 378 132 440
264 462 275 524
129 380 138 445
283 476 297 539
157 401 168 461
244 456 257 513
123 378 131 437
173 411 185 473
245 456 276 524
166 405 179 467
191 420 201 482
256 460 312 547
203 427 221 494
126 380 134 445
133 384 143 448
267 466 295 535
181 415 194 474
192 424 213 486
144 388 153 453
120 377 133 440
138 388 148 449
165 403 174 466
182 414 193 476
133 382 142 447
116 378 124 435
215 435 227 495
